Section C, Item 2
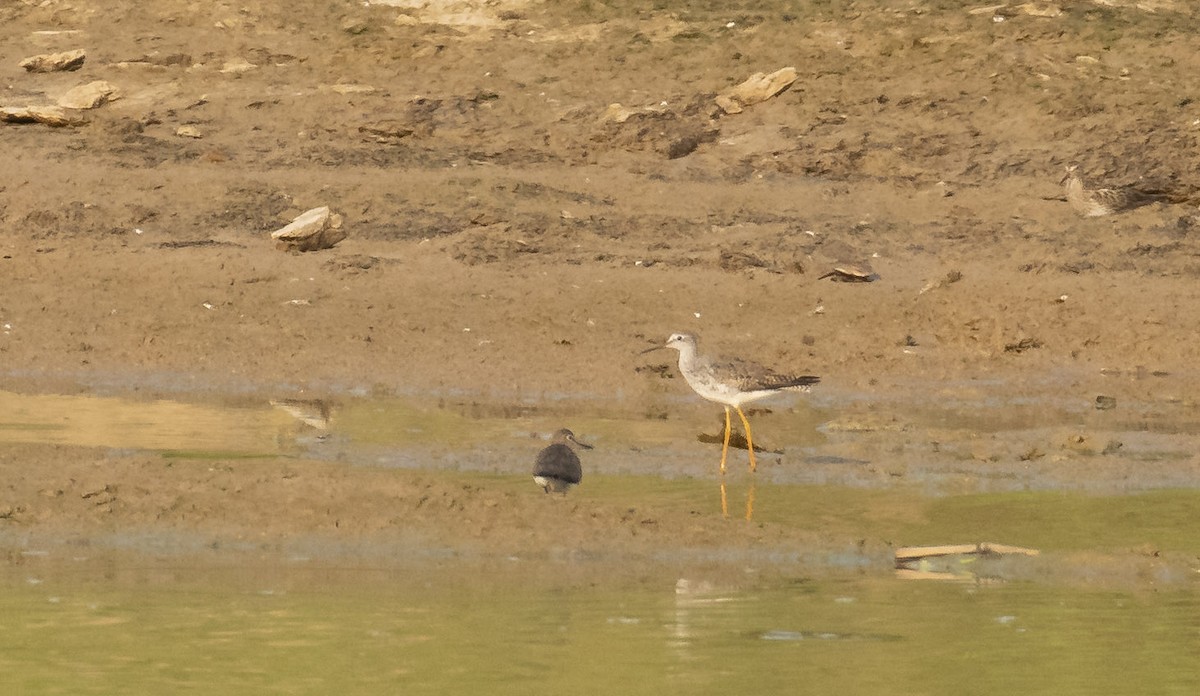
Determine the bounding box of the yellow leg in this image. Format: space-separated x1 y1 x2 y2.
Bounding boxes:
735 406 757 472
745 481 756 522
719 479 729 519
720 406 732 475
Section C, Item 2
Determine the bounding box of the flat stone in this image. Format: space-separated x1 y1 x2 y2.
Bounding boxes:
0 105 85 127
271 206 347 252
219 58 257 74
57 81 120 109
716 67 797 115
19 49 86 72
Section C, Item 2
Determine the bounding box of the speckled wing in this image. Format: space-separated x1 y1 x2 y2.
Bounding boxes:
1064 167 1188 217
710 357 820 393
1090 185 1170 215
533 444 582 485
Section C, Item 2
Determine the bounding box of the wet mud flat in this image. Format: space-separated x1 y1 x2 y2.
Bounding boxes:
1 383 1198 592
3 383 1199 693
2 5 1200 689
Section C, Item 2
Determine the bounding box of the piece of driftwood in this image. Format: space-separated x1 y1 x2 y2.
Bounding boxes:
895 542 1040 561
894 542 1039 581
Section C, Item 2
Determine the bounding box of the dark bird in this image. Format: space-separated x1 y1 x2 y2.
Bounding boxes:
533 428 591 493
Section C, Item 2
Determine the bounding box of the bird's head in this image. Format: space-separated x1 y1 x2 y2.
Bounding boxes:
1060 164 1080 186
554 428 593 450
639 332 697 356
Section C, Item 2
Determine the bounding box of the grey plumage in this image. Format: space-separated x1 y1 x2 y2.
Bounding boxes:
1062 165 1182 217
657 333 818 408
642 333 819 473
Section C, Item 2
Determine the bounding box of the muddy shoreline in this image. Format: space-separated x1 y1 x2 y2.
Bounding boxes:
3 0 1200 572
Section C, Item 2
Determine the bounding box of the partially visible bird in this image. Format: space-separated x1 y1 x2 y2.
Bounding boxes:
642 333 819 474
533 428 591 493
270 398 334 430
1061 164 1184 217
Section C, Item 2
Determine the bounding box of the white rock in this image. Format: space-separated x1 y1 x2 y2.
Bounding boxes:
219 58 258 74
715 67 798 115
0 105 84 127
19 49 86 72
326 83 377 94
57 81 120 109
598 102 669 124
271 206 347 252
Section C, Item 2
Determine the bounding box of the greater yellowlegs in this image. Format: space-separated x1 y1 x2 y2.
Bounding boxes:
533 428 591 493
643 333 819 473
1061 164 1179 217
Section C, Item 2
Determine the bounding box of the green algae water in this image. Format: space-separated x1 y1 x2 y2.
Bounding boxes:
3 558 1197 695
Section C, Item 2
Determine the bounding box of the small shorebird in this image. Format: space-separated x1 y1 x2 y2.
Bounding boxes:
269 398 333 430
643 333 819 474
533 428 591 493
1061 164 1182 217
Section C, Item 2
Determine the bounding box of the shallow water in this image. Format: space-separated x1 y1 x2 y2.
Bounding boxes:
2 386 1199 692
4 385 1200 555
4 557 1198 695
0 389 292 457
5 386 1199 492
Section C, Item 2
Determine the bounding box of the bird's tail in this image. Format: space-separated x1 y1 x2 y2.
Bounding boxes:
773 375 820 390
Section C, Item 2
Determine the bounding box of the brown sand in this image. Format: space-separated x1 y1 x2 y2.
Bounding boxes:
2 0 1200 569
